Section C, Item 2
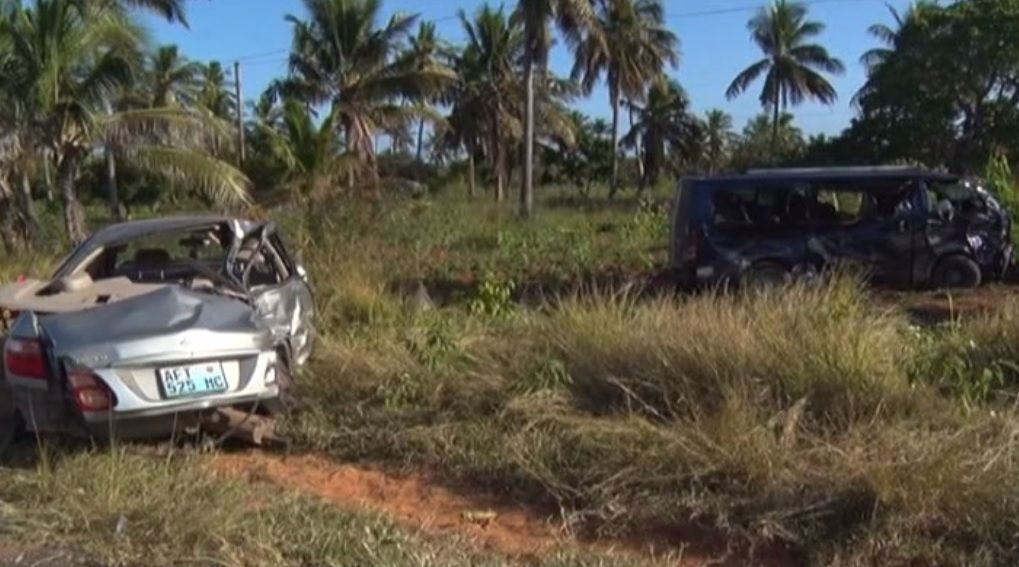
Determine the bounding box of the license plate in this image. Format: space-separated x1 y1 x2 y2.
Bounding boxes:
158 363 228 399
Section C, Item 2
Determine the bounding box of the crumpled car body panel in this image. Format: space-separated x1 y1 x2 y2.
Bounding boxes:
0 216 314 439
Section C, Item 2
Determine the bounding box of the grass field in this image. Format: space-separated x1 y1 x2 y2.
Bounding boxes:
4 188 1019 566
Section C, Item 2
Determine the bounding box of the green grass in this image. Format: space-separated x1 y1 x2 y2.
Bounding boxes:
7 190 1019 565
0 448 660 567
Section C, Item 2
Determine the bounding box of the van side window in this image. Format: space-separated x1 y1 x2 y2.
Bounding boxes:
711 186 806 229
811 180 915 227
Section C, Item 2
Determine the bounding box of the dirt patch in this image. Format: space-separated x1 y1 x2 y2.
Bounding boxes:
879 284 1019 324
212 452 577 559
210 452 793 566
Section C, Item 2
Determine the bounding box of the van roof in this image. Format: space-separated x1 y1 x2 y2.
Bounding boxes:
689 166 960 184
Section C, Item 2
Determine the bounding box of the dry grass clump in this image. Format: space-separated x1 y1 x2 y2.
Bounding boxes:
545 276 916 428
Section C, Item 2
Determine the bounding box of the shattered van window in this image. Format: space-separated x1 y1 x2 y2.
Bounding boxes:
711 185 807 229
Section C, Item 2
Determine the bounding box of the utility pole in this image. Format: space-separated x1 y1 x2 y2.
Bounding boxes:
234 60 245 165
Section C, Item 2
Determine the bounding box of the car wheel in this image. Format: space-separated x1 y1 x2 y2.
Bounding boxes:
743 262 791 289
933 255 982 289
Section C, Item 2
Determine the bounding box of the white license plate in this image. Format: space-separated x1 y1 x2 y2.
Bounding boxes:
158 363 228 399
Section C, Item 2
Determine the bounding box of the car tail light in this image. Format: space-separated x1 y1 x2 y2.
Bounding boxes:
67 370 114 412
5 338 46 380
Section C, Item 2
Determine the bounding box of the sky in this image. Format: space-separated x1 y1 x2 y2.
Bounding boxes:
144 0 913 136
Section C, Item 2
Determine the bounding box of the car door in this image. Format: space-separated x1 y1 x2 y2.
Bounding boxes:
809 179 918 286
243 226 315 368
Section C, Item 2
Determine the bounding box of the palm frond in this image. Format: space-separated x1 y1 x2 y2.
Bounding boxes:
122 145 251 205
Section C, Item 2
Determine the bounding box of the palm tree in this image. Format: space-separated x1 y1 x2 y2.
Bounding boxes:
456 4 523 202
198 61 234 120
702 109 734 174
270 0 453 191
406 21 452 164
149 44 200 107
572 0 679 198
731 112 805 169
622 78 701 189
514 0 593 217
255 98 362 201
0 0 249 242
725 0 844 159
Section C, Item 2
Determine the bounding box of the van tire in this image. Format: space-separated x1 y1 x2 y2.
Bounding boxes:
743 262 791 289
932 255 982 289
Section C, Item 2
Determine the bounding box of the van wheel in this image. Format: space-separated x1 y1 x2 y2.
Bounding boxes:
743 262 791 289
932 255 982 289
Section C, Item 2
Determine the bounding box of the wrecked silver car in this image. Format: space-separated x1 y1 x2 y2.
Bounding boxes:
0 217 313 440
670 167 1012 289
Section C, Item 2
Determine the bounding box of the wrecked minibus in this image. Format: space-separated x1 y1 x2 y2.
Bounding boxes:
670 166 1012 289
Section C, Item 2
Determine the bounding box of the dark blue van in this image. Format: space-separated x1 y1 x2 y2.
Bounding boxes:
670 167 1012 289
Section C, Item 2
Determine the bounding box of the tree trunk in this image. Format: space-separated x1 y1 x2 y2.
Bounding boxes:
416 118 426 164
630 103 644 184
58 152 87 244
106 146 121 220
771 98 781 164
609 85 621 199
43 155 54 202
495 142 505 203
0 177 20 252
521 52 535 218
19 171 36 239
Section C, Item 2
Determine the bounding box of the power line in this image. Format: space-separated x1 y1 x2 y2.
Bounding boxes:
666 0 876 20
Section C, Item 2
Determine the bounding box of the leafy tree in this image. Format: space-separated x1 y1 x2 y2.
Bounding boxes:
730 112 804 171
701 109 734 174
725 0 843 159
514 0 593 216
848 0 1019 170
270 0 453 191
0 0 249 242
572 0 678 197
621 78 701 188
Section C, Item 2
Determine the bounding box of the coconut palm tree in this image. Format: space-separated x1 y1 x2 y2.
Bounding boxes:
725 0 844 159
149 44 200 107
572 0 679 198
255 98 363 201
405 21 453 165
622 78 701 189
0 0 249 242
197 61 234 120
702 109 734 174
270 0 453 191
514 0 593 217
456 4 523 202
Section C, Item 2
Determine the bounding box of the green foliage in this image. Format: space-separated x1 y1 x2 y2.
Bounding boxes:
469 271 517 318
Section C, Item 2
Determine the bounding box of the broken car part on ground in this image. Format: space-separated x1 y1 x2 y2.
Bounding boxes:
670 166 1013 289
0 217 313 442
